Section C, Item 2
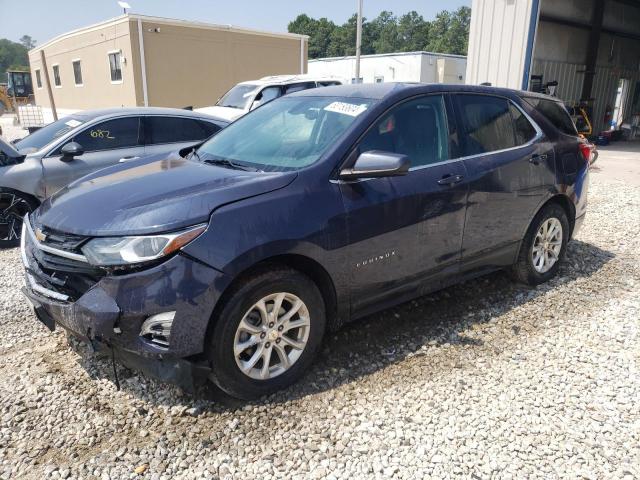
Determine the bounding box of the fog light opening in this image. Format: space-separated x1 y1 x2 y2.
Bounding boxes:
140 311 175 349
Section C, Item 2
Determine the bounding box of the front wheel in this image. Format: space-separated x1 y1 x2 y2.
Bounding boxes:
206 267 326 400
0 189 38 248
511 203 570 286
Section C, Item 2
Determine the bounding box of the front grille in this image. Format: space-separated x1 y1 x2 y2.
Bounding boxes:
23 216 104 301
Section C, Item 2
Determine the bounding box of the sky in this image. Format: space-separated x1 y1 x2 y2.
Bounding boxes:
0 0 471 45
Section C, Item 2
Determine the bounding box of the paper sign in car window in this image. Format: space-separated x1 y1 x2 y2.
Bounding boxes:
65 119 82 128
324 102 368 117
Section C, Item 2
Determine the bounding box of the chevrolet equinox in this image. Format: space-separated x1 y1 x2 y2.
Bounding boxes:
21 83 589 399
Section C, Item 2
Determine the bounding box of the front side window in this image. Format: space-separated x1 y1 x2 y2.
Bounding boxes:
72 60 83 86
217 84 259 109
359 95 449 168
254 86 281 106
198 96 373 171
71 117 141 152
108 52 122 82
15 116 87 152
146 116 218 144
455 95 518 155
52 65 61 86
35 69 42 88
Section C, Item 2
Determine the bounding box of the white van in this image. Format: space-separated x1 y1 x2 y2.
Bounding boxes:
196 75 344 122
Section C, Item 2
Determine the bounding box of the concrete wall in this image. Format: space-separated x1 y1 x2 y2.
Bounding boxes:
29 17 139 119
466 0 538 89
308 52 466 84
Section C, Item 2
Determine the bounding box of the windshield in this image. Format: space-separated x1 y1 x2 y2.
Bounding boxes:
197 96 373 172
216 84 259 109
15 116 86 152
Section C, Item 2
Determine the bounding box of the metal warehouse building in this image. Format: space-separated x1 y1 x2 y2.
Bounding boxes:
28 14 308 122
466 0 640 134
308 51 467 85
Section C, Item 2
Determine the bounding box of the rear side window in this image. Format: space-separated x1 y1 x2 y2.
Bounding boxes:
284 82 316 95
524 98 577 136
455 95 516 154
359 95 449 168
72 117 141 152
146 117 217 144
510 104 537 145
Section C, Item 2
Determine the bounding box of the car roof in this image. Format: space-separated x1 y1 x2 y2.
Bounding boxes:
65 107 229 124
288 82 560 102
236 74 344 87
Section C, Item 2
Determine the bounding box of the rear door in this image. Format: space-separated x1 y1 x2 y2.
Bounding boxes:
340 94 469 314
143 116 222 157
453 94 555 269
42 116 143 196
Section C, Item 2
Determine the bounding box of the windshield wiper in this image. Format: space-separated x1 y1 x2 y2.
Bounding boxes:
202 157 260 172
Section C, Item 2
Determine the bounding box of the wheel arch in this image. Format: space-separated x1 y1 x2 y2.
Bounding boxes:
205 253 340 347
0 186 41 209
514 193 576 263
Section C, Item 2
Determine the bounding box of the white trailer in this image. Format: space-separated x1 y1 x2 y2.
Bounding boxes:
308 51 467 85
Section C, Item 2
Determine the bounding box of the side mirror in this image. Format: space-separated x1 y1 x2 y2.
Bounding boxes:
339 150 410 180
60 142 84 161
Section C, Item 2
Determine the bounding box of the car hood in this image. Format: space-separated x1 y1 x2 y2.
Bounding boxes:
194 105 246 122
35 153 297 236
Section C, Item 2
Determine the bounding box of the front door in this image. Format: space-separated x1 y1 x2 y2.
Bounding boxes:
452 94 555 269
340 94 469 315
42 116 143 197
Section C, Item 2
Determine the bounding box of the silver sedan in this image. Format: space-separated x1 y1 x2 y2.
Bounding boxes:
0 107 228 247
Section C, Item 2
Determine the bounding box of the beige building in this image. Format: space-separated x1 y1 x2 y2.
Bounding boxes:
29 14 308 121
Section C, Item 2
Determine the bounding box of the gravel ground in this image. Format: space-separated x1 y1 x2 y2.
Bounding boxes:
1 123 639 478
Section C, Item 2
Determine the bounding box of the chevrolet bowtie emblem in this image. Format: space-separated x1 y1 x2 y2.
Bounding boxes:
35 228 47 242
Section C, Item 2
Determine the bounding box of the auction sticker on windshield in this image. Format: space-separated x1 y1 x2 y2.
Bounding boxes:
324 102 368 117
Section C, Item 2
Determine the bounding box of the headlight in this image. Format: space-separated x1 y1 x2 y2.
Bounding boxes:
81 224 207 266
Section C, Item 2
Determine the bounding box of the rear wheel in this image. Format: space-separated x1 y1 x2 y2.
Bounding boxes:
207 267 326 400
511 203 569 286
0 189 38 248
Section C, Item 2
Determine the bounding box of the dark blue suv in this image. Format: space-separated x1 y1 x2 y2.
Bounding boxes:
21 83 589 399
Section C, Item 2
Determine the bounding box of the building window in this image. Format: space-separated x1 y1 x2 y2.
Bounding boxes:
72 60 83 86
35 69 42 88
52 65 61 87
374 76 384 83
108 52 122 83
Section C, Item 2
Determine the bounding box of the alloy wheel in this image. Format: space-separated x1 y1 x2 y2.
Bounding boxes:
233 292 310 380
0 193 32 243
531 217 563 274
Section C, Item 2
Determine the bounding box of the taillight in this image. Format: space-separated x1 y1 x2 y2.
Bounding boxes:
579 143 593 163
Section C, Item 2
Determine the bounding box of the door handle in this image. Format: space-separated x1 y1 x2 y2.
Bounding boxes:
119 156 140 163
529 154 547 165
437 174 464 186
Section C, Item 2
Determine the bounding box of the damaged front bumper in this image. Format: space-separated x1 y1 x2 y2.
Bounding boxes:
20 217 231 391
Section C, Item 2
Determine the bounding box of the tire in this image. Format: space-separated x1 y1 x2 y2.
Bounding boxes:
206 267 326 400
0 188 39 249
511 203 570 286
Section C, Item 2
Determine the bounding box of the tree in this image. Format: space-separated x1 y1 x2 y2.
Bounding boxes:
397 11 430 52
370 11 400 54
19 35 36 50
288 7 471 59
288 15 337 58
0 39 29 81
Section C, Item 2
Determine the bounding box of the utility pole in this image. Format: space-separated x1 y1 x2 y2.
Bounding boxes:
354 0 363 84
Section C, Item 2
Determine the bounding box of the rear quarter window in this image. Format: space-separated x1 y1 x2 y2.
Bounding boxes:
524 98 578 136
